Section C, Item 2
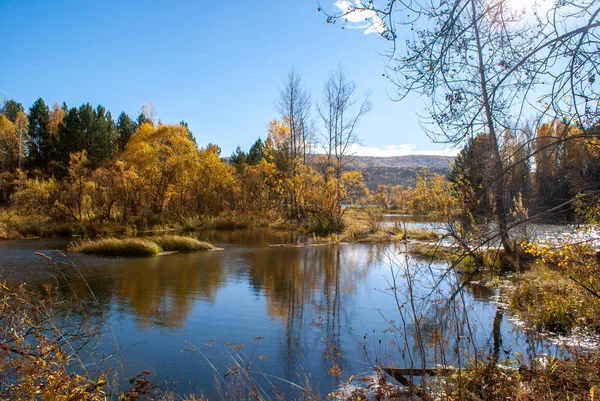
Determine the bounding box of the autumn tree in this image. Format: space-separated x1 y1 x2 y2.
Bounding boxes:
0 105 29 197
191 144 237 216
48 102 66 138
179 120 196 144
123 123 202 221
323 0 600 254
531 120 599 219
0 115 19 174
266 118 303 219
235 160 280 215
0 115 20 202
63 151 92 221
13 110 28 170
303 167 367 233
275 69 313 167
318 65 371 180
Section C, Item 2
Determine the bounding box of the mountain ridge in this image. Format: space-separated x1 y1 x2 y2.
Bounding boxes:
340 154 455 169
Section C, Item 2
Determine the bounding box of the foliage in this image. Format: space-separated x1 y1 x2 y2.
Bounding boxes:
506 238 600 334
26 98 53 173
411 173 458 220
303 167 367 233
57 103 116 170
0 281 108 400
442 354 600 401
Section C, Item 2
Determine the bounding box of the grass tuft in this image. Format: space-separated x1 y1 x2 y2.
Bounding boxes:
70 235 213 256
508 265 600 334
70 238 162 256
397 228 441 241
150 235 214 252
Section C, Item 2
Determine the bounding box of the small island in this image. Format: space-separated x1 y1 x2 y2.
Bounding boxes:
70 235 214 256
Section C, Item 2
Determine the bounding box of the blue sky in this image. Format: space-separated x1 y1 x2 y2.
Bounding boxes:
0 0 457 157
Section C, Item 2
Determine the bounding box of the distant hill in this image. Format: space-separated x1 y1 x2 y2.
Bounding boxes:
341 155 455 190
226 154 456 190
342 155 455 169
360 166 451 190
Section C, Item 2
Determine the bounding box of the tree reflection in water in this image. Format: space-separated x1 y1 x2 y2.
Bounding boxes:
0 230 557 397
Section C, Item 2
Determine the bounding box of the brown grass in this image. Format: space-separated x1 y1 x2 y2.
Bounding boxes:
70 235 213 256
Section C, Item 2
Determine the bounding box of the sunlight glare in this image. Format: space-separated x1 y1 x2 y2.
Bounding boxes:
503 0 554 15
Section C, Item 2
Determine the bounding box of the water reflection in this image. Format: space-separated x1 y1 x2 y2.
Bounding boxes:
0 228 558 397
112 252 227 329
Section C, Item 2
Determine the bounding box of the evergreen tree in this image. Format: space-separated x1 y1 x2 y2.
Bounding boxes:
117 112 136 152
57 103 115 170
27 98 52 173
448 134 494 219
86 105 114 166
247 138 265 165
230 146 248 165
1 99 25 123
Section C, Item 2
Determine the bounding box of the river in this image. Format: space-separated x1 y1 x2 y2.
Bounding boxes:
0 223 557 399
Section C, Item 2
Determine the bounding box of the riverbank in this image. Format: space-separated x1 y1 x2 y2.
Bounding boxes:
0 208 440 243
0 209 291 240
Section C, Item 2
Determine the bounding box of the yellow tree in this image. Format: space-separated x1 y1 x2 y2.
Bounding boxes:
0 114 25 203
303 166 367 233
0 115 19 173
266 118 304 219
191 144 237 216
14 111 28 170
123 123 200 220
63 151 92 221
236 160 281 216
533 120 590 214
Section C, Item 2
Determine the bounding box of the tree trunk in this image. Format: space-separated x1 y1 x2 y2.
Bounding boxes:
471 0 513 255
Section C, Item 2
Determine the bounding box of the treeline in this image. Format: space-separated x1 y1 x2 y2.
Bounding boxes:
364 121 600 224
447 122 600 222
0 99 163 180
0 92 368 235
2 93 594 238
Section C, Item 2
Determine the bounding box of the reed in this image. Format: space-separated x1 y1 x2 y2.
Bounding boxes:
150 235 214 252
70 235 213 256
71 237 162 256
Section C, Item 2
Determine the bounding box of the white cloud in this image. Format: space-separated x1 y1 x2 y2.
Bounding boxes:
333 0 386 35
344 143 459 157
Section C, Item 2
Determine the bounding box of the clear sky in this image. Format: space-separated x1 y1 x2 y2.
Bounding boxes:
0 0 458 157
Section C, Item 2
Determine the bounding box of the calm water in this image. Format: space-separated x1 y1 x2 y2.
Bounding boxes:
0 225 552 398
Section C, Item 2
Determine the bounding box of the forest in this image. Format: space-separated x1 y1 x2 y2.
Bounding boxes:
1 91 598 241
